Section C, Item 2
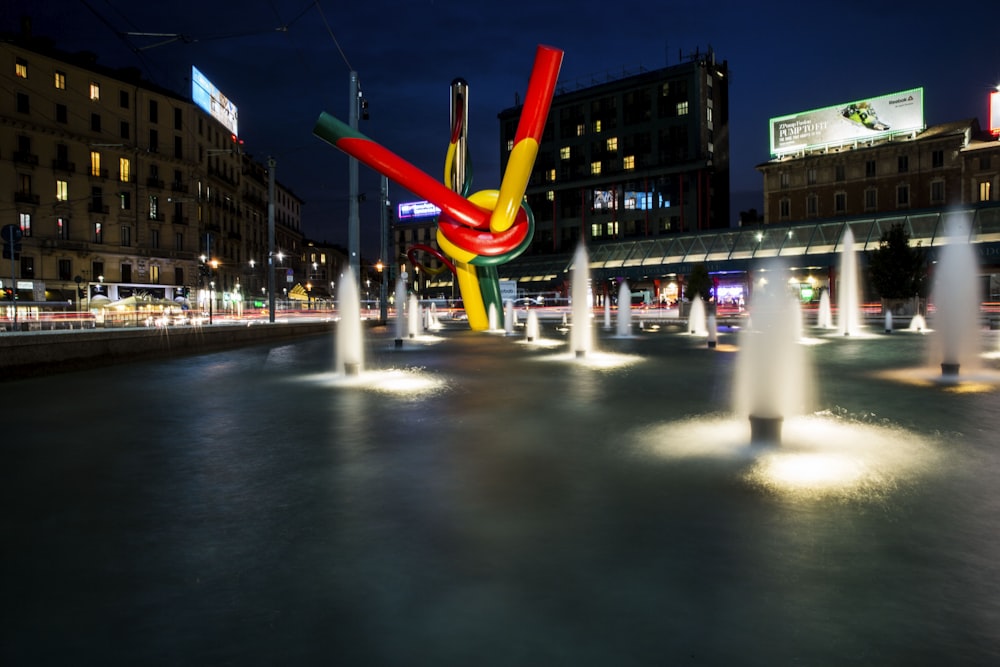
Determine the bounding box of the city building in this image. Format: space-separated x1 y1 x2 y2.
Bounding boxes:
1 21 303 316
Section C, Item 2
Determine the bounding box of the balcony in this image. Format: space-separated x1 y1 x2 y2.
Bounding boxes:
171 215 189 225
88 202 110 214
14 191 40 205
52 159 76 173
146 177 165 189
13 151 39 166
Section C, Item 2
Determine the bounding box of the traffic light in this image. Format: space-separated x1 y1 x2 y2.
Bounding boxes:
3 287 13 300
1 224 22 260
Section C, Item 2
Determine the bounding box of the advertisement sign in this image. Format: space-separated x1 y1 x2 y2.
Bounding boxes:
191 66 239 137
769 88 924 156
397 200 441 220
990 90 1000 136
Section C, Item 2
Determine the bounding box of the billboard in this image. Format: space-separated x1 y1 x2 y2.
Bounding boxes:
397 200 441 220
769 88 924 157
191 66 239 137
990 90 1000 137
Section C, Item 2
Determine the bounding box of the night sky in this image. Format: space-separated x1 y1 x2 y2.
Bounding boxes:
4 0 998 259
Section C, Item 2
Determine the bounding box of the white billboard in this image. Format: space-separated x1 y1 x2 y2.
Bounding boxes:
769 88 924 157
191 66 239 137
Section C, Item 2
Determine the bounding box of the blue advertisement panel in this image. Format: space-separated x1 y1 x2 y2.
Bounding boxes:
191 66 239 137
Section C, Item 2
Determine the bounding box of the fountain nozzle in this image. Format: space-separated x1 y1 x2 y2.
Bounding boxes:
749 415 783 445
941 362 960 377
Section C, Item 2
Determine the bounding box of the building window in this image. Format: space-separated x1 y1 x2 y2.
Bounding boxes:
593 120 602 133
606 221 618 236
546 168 556 182
606 137 617 151
92 262 104 281
590 161 602 175
865 160 876 177
56 180 68 201
56 103 67 123
865 188 877 210
807 168 817 185
119 90 129 108
932 149 944 168
21 256 33 278
16 92 29 114
175 232 184 251
981 156 992 170
560 146 570 160
898 156 908 173
174 107 183 130
506 138 514 152
897 184 910 206
91 113 101 132
149 129 159 153
807 194 818 217
15 57 28 78
54 71 65 89
834 192 846 214
121 226 131 247
576 124 585 137
835 165 845 182
149 99 158 123
151 229 160 249
779 198 790 219
120 157 131 183
57 217 68 239
779 172 790 189
90 82 100 101
120 120 130 139
90 151 101 177
591 223 603 238
980 181 992 202
623 155 635 170
676 101 689 116
149 195 160 220
150 264 160 284
58 259 72 281
19 212 32 237
931 180 945 203
121 263 132 283
175 267 184 286
174 135 183 159
94 222 103 243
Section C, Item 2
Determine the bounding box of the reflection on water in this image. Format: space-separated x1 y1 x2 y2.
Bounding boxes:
2 326 1000 664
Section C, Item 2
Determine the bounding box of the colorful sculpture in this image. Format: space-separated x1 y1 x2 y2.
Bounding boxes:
313 45 563 330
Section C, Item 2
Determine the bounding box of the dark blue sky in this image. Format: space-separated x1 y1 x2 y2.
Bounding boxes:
5 0 998 258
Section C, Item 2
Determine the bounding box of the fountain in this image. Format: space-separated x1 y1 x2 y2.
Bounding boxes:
504 301 516 335
930 214 980 376
734 262 811 444
616 281 632 337
688 297 707 335
817 289 833 329
908 312 927 332
393 277 407 347
570 243 592 357
837 227 863 336
525 309 540 342
335 266 364 375
603 297 612 331
706 312 718 348
407 293 421 339
884 310 893 334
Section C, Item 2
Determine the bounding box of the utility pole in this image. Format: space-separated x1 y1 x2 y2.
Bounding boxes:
268 157 276 323
348 71 361 282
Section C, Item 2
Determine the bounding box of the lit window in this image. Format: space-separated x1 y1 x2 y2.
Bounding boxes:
149 195 159 220
593 120 602 133
546 190 554 201
606 221 618 235
623 155 635 170
591 161 601 175
15 57 27 79
591 223 602 237
576 124 585 137
676 101 688 115
56 180 68 201
90 82 100 101
57 217 68 239
547 168 556 182
980 181 992 202
606 137 617 151
707 107 713 124
54 71 65 89
560 146 570 160
119 157 131 183
506 139 514 152
94 222 103 243
19 212 32 236
90 151 101 177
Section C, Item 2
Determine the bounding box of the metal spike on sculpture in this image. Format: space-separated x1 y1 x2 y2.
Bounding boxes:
314 45 564 330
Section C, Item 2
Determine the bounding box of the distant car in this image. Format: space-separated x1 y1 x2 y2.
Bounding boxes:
512 297 543 308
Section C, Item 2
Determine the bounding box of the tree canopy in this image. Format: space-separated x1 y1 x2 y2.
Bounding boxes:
866 223 929 299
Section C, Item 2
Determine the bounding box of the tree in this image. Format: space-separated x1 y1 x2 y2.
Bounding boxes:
684 263 713 303
867 223 929 300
